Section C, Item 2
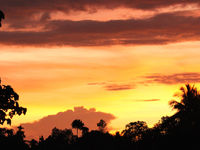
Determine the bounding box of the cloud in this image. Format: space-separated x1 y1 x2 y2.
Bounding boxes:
19 106 116 140
1 0 199 15
135 99 160 102
103 84 134 91
1 1 200 47
88 81 135 91
2 1 199 30
144 72 200 85
1 12 200 46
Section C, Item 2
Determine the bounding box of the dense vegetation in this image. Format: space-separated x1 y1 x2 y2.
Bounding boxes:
1 83 200 150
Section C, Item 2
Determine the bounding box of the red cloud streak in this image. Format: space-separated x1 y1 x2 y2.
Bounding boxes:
144 73 200 85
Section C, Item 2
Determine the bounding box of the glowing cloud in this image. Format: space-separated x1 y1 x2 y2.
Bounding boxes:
20 106 116 140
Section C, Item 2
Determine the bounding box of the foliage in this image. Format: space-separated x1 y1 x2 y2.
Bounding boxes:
0 81 27 125
168 84 200 133
0 126 29 150
97 119 107 132
81 126 89 136
122 121 148 141
71 119 84 137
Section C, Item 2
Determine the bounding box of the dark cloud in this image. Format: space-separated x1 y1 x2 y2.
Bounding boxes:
19 106 116 140
1 0 199 15
144 72 200 85
1 0 198 34
1 13 200 46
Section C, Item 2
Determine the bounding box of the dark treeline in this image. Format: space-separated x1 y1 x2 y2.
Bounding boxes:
1 83 200 150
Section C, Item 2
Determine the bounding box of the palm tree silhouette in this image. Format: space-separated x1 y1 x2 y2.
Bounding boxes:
0 10 5 27
71 119 84 137
169 84 199 113
169 84 200 132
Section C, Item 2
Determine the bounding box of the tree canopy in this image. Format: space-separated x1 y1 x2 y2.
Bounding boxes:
71 119 84 137
122 121 148 141
0 80 27 125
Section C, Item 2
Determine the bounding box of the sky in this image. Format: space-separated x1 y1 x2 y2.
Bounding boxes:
1 0 200 139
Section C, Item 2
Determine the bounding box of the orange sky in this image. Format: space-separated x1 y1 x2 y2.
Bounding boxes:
1 0 200 137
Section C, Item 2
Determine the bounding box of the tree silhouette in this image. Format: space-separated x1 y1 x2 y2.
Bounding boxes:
153 116 179 135
71 119 84 137
122 121 148 141
29 139 38 150
0 10 5 27
50 127 73 143
169 84 199 113
97 119 107 133
16 126 26 141
81 126 89 136
1 125 29 150
147 84 200 150
169 84 200 133
0 80 27 125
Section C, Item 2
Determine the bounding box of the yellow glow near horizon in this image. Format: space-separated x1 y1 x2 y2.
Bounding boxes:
1 41 200 132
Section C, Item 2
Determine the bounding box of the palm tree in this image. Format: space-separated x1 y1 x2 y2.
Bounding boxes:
0 10 5 27
169 84 200 132
71 119 84 137
169 84 199 113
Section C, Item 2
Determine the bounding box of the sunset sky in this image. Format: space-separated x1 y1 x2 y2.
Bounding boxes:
1 0 200 138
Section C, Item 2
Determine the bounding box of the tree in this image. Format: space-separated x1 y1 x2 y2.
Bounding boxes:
169 84 200 133
71 119 84 137
5 125 29 150
0 10 5 27
29 139 38 150
50 127 73 143
122 121 148 141
0 80 27 125
153 116 179 135
15 126 25 141
81 126 89 136
97 119 107 133
169 84 199 113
